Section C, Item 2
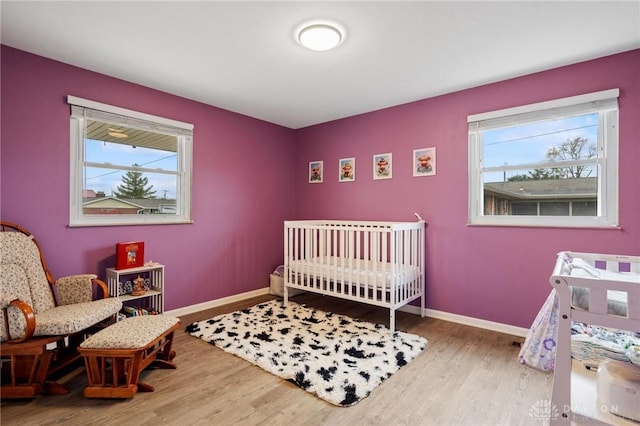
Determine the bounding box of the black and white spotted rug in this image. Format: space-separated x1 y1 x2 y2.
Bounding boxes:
186 300 427 406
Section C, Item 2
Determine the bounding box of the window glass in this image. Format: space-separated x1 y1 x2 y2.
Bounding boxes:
69 97 193 226
468 89 618 227
572 201 597 216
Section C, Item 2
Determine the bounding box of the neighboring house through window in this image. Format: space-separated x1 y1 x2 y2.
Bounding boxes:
468 89 619 228
68 96 193 226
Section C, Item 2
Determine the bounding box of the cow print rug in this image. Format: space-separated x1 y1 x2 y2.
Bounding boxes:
186 300 427 406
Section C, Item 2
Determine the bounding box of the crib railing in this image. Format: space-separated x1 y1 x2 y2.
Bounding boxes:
283 220 425 322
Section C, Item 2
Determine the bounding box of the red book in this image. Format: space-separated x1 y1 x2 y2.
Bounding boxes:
115 241 145 270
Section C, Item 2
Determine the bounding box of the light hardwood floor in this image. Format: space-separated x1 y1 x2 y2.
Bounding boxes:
1 293 553 426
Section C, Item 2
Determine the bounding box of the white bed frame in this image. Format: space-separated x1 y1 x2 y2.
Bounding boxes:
283 219 426 333
550 251 640 425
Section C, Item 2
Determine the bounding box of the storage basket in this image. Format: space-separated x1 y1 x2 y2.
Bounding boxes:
269 273 303 297
596 358 640 421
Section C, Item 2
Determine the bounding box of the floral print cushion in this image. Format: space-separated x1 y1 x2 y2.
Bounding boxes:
0 264 33 305
0 286 31 342
80 315 180 350
1 232 57 341
32 298 122 337
0 231 123 342
0 232 56 313
1 295 122 341
56 274 96 305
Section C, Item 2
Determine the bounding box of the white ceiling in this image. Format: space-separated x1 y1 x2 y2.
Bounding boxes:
2 1 639 129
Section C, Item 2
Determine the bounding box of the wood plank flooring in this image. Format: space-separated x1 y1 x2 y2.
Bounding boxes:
1 293 552 426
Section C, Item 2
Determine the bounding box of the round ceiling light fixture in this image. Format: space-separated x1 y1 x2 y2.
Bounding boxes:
107 128 128 138
296 21 344 51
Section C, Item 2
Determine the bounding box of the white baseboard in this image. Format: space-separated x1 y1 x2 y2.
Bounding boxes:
399 304 528 337
166 287 529 338
164 287 271 318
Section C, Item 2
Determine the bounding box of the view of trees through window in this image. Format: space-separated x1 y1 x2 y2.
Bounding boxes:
113 165 157 199
83 120 179 215
481 113 598 217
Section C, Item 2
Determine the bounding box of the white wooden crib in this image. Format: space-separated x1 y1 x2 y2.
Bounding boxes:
550 251 640 425
283 219 426 333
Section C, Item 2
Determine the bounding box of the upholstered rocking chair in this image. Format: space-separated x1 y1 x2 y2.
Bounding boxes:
0 222 122 398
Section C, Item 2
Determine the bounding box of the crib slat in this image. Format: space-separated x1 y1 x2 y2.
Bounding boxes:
375 229 381 302
364 229 371 300
342 229 347 295
317 227 323 291
356 229 362 298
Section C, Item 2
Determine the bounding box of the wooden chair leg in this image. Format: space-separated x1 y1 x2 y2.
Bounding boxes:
137 382 155 392
154 331 177 367
1 351 55 398
44 381 70 395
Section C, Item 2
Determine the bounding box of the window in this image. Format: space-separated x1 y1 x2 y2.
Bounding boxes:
468 89 619 228
68 96 193 226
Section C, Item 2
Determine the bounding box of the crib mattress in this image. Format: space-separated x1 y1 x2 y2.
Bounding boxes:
287 256 421 289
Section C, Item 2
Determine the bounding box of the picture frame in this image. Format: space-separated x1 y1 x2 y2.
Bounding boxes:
373 153 392 180
413 147 436 177
338 157 356 182
308 161 323 183
115 241 145 270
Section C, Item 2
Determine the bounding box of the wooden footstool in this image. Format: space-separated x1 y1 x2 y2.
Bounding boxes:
78 315 180 398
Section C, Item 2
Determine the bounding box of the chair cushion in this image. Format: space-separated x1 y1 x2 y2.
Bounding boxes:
33 298 123 337
80 315 180 350
56 274 96 305
0 290 31 342
0 232 55 313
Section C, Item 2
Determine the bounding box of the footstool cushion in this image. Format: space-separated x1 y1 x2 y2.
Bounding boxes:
79 315 180 398
81 315 179 349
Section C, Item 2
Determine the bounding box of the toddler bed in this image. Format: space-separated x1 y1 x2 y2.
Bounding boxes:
549 251 640 425
283 219 426 333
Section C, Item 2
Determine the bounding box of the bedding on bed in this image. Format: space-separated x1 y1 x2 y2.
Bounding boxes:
288 256 422 289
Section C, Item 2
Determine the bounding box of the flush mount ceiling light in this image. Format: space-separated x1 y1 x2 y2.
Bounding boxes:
296 21 344 51
107 127 128 138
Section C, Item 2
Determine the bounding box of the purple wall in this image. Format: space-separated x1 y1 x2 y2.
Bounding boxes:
294 49 640 328
2 45 639 328
1 46 296 311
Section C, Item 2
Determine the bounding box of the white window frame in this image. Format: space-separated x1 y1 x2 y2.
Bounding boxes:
468 89 619 228
68 96 193 227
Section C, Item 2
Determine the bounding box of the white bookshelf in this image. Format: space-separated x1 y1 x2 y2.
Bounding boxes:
105 263 165 314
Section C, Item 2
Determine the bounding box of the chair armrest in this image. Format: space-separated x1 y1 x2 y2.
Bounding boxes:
1 299 36 343
92 278 110 299
55 274 112 305
55 274 96 305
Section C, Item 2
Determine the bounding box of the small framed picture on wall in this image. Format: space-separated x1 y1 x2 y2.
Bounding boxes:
373 153 392 180
413 147 436 177
309 161 323 183
339 157 356 182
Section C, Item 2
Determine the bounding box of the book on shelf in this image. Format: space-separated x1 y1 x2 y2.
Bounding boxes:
121 306 158 316
115 241 145 270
